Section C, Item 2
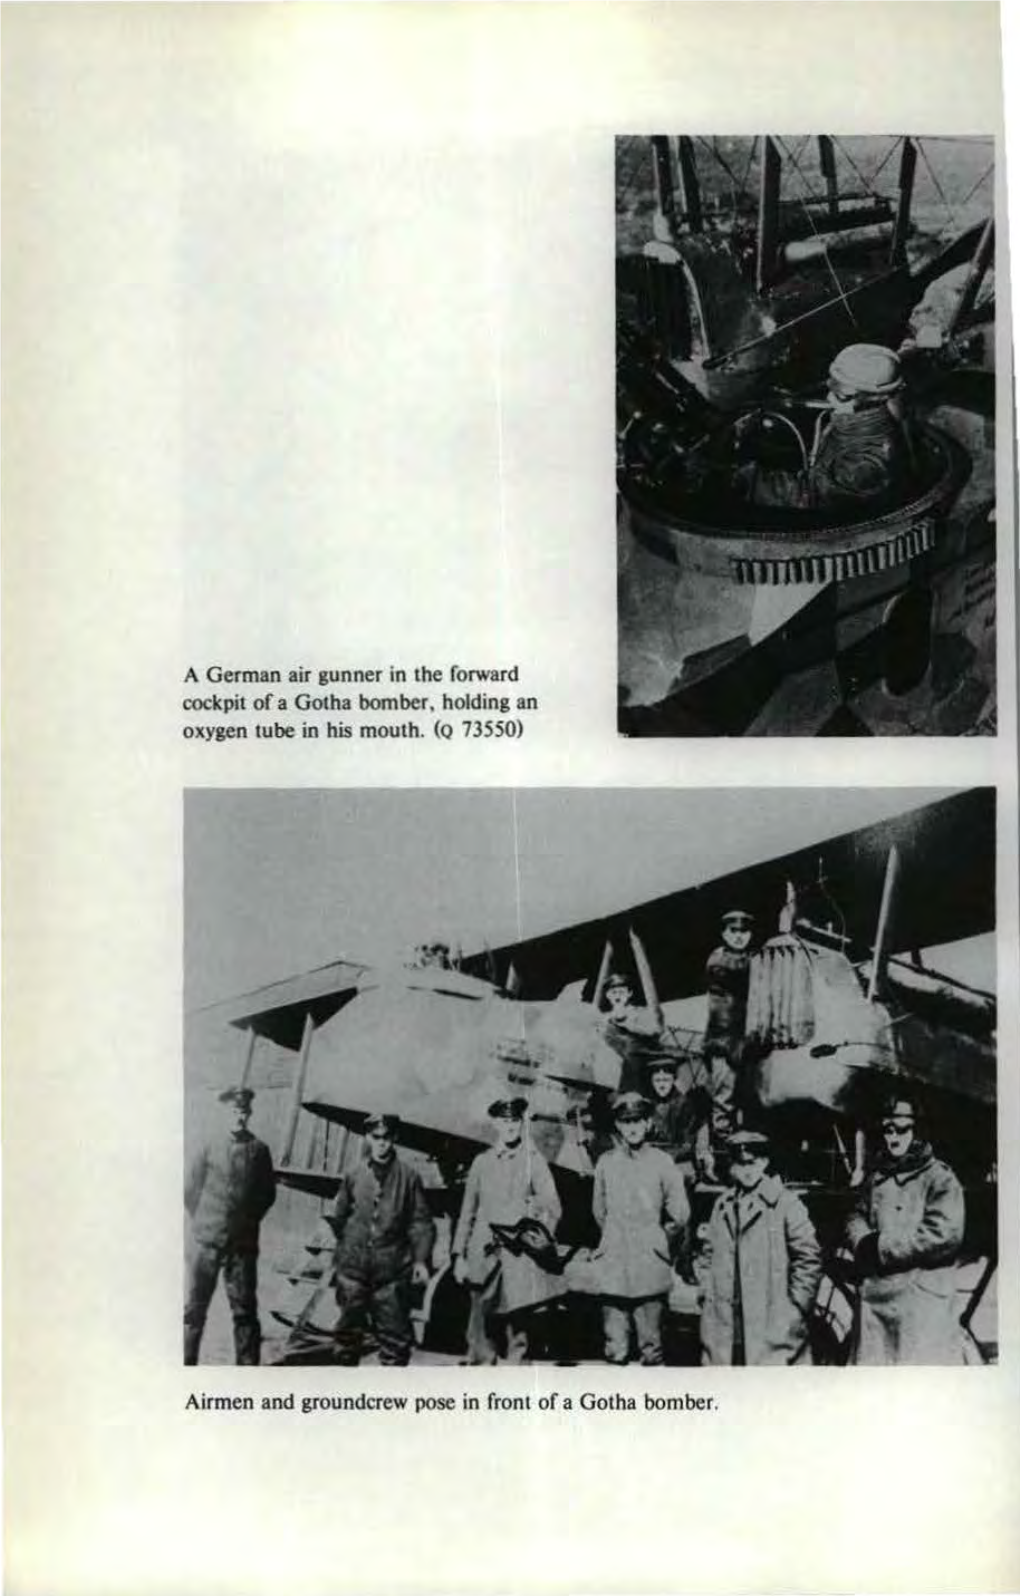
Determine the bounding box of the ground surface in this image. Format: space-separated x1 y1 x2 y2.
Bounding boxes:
188 1211 998 1369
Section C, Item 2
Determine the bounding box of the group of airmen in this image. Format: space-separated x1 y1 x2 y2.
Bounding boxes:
184 909 970 1370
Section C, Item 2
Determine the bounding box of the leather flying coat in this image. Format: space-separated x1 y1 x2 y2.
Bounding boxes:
329 1155 435 1285
846 1141 965 1365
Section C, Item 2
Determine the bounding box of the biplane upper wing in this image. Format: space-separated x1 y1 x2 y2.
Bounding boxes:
206 793 992 1178
213 957 369 1049
467 790 994 1005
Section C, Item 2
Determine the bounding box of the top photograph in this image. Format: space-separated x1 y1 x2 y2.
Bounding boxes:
616 135 997 737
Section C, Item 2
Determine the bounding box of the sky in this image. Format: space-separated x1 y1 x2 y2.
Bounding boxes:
182 786 992 1011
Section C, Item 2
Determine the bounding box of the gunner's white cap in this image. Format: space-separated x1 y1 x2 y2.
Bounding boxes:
828 343 903 400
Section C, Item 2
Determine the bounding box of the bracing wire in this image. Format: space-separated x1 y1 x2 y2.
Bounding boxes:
738 136 759 201
868 136 905 188
696 136 745 210
616 136 652 209
777 136 859 328
788 135 818 185
916 137 961 237
815 856 849 952
956 160 995 213
832 135 884 202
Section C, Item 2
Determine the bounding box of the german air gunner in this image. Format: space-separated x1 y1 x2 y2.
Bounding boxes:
328 1112 435 1367
184 1085 277 1365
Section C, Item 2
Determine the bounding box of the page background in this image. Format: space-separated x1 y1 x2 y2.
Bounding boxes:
4 5 1017 1594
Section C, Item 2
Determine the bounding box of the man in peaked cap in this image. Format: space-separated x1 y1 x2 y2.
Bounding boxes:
590 1091 690 1366
452 1096 563 1365
184 1085 277 1365
700 1127 821 1366
644 1053 711 1177
327 1110 435 1366
599 964 665 1094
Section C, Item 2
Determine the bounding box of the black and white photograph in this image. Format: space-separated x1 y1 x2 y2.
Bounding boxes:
617 136 997 736
185 787 997 1370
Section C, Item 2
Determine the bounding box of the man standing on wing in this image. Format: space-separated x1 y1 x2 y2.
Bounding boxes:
184 1085 277 1365
328 1112 435 1367
701 909 755 1171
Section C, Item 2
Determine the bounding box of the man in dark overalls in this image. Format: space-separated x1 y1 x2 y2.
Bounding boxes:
184 1086 277 1365
328 1112 435 1366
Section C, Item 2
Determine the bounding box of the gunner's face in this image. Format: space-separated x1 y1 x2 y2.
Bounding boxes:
722 925 752 953
828 387 857 415
650 1069 675 1100
606 982 632 1011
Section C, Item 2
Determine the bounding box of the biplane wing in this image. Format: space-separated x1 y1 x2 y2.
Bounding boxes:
468 789 994 1010
209 790 993 1191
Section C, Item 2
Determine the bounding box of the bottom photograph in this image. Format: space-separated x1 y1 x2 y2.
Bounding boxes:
183 786 997 1370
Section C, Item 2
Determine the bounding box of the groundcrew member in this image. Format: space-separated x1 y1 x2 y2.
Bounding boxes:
184 1085 277 1365
328 1112 435 1367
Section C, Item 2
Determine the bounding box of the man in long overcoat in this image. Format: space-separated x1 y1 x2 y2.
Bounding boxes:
846 1095 965 1365
328 1112 435 1366
592 1091 690 1365
184 1086 277 1365
452 1096 564 1364
700 1128 822 1365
